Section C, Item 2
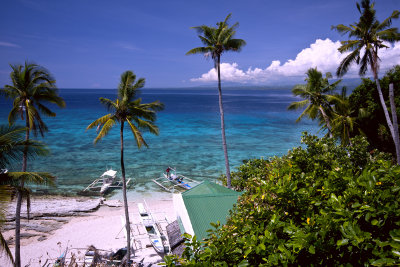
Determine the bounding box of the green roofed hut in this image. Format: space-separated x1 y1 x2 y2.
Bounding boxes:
170 181 242 243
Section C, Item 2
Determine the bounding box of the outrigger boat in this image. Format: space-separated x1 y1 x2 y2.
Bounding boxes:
137 203 169 254
152 168 199 192
81 168 131 196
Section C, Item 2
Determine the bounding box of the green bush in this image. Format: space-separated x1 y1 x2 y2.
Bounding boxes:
164 134 400 266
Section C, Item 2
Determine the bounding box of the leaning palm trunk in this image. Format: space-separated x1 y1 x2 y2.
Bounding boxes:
217 56 232 188
373 69 400 164
389 83 400 164
319 106 333 138
120 122 131 261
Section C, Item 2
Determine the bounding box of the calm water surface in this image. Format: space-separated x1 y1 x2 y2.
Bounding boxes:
0 88 320 198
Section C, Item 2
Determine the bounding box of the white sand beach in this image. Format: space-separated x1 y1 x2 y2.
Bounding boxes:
1 194 176 266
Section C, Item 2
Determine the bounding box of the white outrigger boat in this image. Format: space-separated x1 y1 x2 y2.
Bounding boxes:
137 203 169 254
82 169 131 196
152 168 199 192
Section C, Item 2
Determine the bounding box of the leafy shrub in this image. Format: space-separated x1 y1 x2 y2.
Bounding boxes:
164 134 400 266
219 158 270 191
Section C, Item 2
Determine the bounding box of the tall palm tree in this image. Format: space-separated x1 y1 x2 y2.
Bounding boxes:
328 88 368 145
0 125 55 266
186 14 246 189
288 68 340 137
1 62 65 267
87 71 164 261
332 0 400 163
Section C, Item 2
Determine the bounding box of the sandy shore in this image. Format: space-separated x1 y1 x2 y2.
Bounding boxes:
1 195 176 266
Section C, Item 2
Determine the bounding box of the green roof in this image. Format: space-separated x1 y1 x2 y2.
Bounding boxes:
182 181 242 241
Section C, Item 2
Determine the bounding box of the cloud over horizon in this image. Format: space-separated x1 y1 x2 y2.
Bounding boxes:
0 41 20 48
190 38 400 84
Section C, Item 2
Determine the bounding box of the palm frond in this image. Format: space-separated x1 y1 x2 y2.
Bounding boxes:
6 172 55 187
36 103 56 117
133 118 160 135
359 49 373 76
337 49 360 77
7 105 21 127
376 28 400 42
331 24 354 35
0 125 50 169
376 10 400 31
296 104 314 122
186 47 213 56
337 40 361 53
0 231 14 265
287 99 309 111
291 85 308 96
126 119 147 149
99 98 117 112
225 39 246 52
94 117 117 144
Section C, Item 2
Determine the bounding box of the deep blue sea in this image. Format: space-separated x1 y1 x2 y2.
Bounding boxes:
0 88 320 198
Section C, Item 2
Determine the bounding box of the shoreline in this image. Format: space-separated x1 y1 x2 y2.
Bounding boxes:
1 194 176 266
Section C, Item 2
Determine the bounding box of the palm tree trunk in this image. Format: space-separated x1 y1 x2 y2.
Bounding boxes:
319 106 333 138
15 107 29 267
120 121 131 261
14 189 22 267
217 55 232 188
389 83 400 165
374 74 400 164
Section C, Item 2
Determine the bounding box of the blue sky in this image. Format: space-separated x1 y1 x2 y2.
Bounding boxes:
1 0 399 88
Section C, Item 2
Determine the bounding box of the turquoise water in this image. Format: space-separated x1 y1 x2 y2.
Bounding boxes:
0 88 320 197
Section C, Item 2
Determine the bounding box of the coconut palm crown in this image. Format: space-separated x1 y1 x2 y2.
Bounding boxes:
288 68 341 137
2 62 66 137
186 13 246 68
332 0 400 78
186 13 246 188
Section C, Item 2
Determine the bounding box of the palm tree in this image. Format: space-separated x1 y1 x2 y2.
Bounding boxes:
87 71 164 261
328 88 368 145
1 62 65 267
0 125 55 266
288 68 340 137
332 0 400 163
186 14 246 188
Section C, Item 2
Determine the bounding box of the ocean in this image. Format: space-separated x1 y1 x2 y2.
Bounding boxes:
0 88 320 199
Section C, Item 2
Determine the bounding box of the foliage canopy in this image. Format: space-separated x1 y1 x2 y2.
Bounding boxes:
165 134 400 266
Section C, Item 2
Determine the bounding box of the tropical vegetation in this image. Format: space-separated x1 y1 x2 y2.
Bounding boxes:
187 13 246 188
332 0 400 163
87 70 164 262
1 62 64 267
164 133 400 266
0 125 55 266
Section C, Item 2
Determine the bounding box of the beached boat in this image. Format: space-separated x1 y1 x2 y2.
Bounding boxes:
81 168 131 196
152 168 199 192
137 203 169 254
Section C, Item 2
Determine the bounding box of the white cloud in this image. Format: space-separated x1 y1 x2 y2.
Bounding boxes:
114 42 140 51
190 38 400 84
0 41 20 48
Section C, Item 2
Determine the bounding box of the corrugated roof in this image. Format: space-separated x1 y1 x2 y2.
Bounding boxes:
182 181 242 241
166 220 185 256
